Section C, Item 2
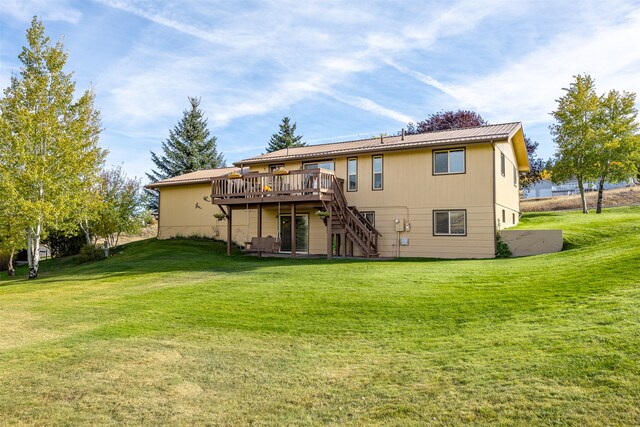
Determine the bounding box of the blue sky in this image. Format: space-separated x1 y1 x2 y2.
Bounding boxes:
1 0 639 181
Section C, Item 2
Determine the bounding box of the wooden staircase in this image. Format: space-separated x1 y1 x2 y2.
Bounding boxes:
324 177 381 258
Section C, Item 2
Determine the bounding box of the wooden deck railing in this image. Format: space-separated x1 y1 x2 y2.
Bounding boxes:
211 169 336 202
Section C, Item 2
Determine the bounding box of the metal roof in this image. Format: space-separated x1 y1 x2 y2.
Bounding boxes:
236 122 523 165
145 167 239 188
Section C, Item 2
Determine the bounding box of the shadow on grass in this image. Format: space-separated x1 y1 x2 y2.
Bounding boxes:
0 237 472 285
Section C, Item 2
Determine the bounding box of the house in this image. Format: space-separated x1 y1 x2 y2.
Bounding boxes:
523 178 635 199
146 122 529 259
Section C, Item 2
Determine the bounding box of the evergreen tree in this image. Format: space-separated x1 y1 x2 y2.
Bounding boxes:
266 117 306 153
146 97 225 209
0 17 105 279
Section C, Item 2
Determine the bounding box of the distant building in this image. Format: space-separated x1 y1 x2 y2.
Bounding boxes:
523 178 635 199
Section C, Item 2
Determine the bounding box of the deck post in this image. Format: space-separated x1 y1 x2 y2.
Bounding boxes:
291 203 296 257
326 202 332 259
257 204 263 257
342 233 347 258
227 205 232 256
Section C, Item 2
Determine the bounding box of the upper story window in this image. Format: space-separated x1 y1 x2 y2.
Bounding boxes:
303 160 335 171
347 158 357 191
513 165 517 187
434 148 465 174
372 155 383 190
501 153 506 176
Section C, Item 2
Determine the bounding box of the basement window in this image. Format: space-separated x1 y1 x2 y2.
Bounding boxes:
433 210 466 236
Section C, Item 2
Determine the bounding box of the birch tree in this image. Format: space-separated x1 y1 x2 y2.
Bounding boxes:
0 17 105 279
592 90 639 213
550 74 600 213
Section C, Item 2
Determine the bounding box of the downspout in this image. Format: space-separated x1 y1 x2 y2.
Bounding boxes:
491 141 497 256
157 188 161 238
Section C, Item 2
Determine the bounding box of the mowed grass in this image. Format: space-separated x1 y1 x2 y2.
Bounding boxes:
1 208 639 426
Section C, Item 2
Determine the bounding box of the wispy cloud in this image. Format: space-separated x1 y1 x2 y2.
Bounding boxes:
390 6 640 125
96 0 509 130
1 0 82 23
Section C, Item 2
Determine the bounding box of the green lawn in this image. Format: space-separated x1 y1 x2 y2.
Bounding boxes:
1 207 639 425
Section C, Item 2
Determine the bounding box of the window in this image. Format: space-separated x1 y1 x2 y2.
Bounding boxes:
347 158 357 191
512 213 516 224
433 210 466 236
501 153 506 176
434 149 465 174
372 155 383 190
513 165 517 186
303 160 335 171
361 211 375 227
502 209 506 223
269 164 285 172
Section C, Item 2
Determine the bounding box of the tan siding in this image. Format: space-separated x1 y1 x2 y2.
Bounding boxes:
158 139 522 258
494 138 521 229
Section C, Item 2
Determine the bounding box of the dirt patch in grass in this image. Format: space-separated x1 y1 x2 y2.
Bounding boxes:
117 223 158 245
521 186 640 212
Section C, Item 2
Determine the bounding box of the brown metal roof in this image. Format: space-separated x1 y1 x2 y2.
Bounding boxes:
236 122 524 166
145 167 240 188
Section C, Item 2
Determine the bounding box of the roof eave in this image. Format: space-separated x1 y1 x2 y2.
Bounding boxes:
145 179 214 189
235 135 510 166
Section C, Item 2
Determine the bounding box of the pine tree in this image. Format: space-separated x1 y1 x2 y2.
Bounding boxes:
146 97 225 209
266 117 306 153
0 17 105 279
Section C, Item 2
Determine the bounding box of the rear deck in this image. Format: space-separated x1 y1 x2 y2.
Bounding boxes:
210 169 336 205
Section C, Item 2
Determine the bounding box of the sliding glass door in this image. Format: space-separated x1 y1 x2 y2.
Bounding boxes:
279 214 309 253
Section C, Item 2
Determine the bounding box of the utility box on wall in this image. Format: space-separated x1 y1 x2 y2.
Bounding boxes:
400 238 409 246
395 219 405 232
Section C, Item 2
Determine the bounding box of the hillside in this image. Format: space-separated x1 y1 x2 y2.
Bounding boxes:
521 185 640 212
1 207 639 425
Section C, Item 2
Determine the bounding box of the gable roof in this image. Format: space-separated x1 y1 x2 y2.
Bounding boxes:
236 122 529 170
145 167 239 188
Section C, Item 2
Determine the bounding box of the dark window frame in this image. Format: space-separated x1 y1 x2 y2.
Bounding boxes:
432 209 467 237
361 211 375 227
302 159 336 171
372 155 383 191
347 157 358 192
433 148 466 175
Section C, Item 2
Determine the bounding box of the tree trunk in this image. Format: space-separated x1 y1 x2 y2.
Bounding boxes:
577 176 588 214
80 219 92 245
596 177 606 214
27 223 41 280
7 249 15 276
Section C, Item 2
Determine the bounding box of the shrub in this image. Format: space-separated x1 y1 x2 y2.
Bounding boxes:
496 234 512 258
45 231 86 258
77 244 106 263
